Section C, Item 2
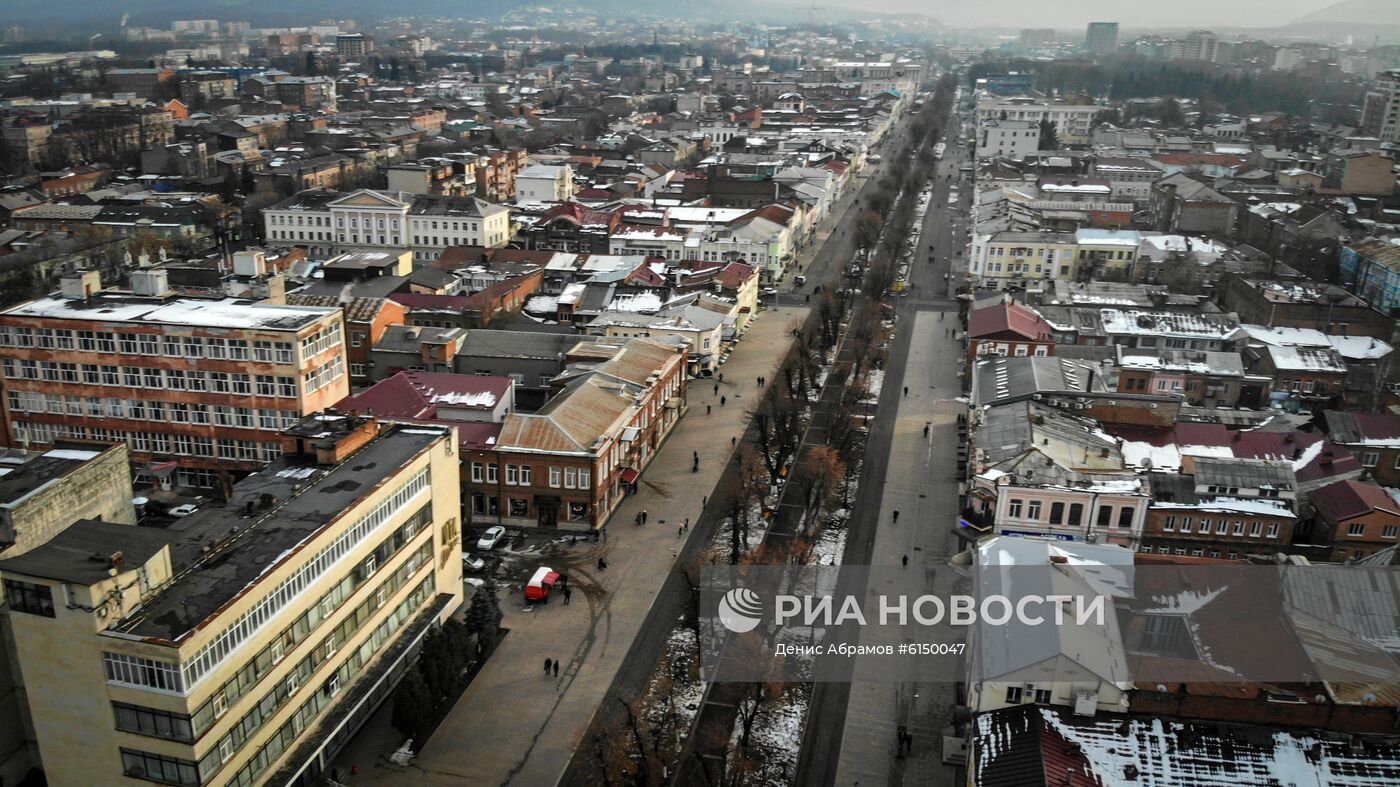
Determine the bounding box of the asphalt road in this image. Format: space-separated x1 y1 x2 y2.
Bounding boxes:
794 103 972 787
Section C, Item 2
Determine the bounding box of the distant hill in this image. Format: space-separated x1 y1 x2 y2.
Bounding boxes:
1292 0 1398 24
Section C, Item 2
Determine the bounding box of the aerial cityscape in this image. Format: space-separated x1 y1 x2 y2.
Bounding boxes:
0 0 1399 785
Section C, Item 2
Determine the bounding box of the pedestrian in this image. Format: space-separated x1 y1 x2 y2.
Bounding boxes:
718 373 723 383
692 457 699 473
893 509 901 523
563 586 572 605
642 510 649 524
731 436 737 447
678 524 684 538
923 423 930 438
902 554 909 567
597 556 607 570
706 404 712 415
714 383 719 396
553 661 559 678
693 450 699 463
602 527 608 542
702 495 708 508
720 395 726 406
903 386 909 396
684 517 690 531
544 658 552 676
593 530 599 543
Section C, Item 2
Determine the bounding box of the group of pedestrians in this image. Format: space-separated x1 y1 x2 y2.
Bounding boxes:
543 658 560 678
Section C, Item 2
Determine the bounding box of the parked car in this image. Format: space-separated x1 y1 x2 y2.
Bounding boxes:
169 504 199 518
461 552 486 572
477 526 506 550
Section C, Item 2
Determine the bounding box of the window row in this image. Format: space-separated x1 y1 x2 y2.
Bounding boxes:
223 575 435 787
303 356 344 395
0 327 294 363
1161 516 1280 539
11 421 283 461
182 467 429 689
1004 499 1137 529
1 360 299 397
7 393 298 430
198 543 433 783
187 505 431 739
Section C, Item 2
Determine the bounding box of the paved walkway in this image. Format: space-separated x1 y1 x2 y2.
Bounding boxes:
361 304 808 786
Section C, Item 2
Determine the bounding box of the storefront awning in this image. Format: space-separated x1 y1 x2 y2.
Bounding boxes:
620 468 640 484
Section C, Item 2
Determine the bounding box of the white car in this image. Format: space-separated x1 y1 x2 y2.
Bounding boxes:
461 552 486 572
169 504 199 518
477 526 506 550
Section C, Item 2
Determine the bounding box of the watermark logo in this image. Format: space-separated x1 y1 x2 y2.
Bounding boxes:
717 587 764 633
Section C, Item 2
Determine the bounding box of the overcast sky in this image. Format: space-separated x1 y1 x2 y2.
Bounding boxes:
836 0 1338 28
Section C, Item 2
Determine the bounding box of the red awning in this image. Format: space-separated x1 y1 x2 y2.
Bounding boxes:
620 468 640 484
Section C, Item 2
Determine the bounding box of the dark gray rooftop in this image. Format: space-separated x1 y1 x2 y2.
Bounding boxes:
0 450 100 506
458 329 596 360
109 426 444 643
0 519 175 586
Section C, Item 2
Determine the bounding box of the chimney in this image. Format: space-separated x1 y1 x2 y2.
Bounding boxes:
59 270 102 300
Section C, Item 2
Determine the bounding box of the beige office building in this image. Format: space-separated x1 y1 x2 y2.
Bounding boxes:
0 417 463 786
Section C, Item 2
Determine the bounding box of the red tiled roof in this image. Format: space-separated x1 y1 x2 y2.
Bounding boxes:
1170 423 1360 483
968 302 1053 341
336 372 510 451
1310 479 1400 524
1349 412 1400 442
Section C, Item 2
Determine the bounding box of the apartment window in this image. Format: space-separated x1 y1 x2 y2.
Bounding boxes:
505 464 519 485
1049 502 1064 525
350 363 367 378
1008 499 1023 519
1067 503 1083 527
4 579 53 617
1267 523 1280 539
1096 506 1112 529
1384 526 1399 539
1163 516 1175 532
1025 500 1041 520
487 464 498 483
1249 522 1263 538
509 498 528 517
1033 689 1052 704
103 653 183 693
1362 452 1380 468
549 467 562 488
1004 686 1023 703
113 702 194 743
1349 523 1366 537
1232 521 1245 536
120 749 199 786
1117 508 1134 529
471 462 484 483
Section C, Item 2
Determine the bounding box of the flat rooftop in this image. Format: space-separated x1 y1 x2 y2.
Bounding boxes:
0 448 106 507
1 294 337 331
108 425 445 643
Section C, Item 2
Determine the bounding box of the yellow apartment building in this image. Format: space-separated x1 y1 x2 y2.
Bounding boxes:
0 416 462 786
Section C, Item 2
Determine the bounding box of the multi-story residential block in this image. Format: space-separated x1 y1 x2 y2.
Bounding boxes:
1148 173 1239 235
1084 22 1119 55
1360 70 1400 143
263 189 512 260
1254 344 1348 408
0 417 462 787
1088 157 1164 203
284 294 408 387
969 231 1078 285
1115 349 1245 407
104 67 177 98
975 120 1039 161
1172 30 1220 62
0 271 348 489
335 33 374 59
464 338 687 530
514 164 575 204
1218 276 1394 339
1019 29 1055 48
1341 238 1400 314
1322 150 1395 196
975 97 1102 146
1141 458 1299 558
1322 411 1400 487
178 71 237 106
971 470 1149 548
1310 479 1400 561
0 442 136 557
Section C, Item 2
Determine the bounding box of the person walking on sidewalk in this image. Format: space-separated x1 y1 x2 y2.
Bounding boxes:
641 510 649 524
553 661 559 678
544 658 552 676
893 509 901 523
714 383 719 396
563 586 572 605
